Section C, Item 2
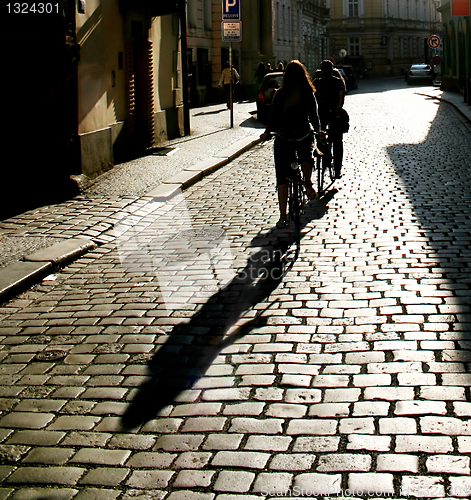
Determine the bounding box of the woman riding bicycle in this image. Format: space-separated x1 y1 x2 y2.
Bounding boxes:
260 60 321 229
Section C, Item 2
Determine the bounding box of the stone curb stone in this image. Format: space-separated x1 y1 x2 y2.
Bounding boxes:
0 238 96 304
213 136 261 160
147 183 182 201
24 237 96 267
163 170 203 190
0 261 53 302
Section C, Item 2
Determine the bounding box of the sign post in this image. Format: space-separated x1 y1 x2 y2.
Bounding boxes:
222 0 241 128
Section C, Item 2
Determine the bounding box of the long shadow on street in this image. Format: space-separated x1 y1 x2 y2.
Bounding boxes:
121 192 335 429
386 99 471 376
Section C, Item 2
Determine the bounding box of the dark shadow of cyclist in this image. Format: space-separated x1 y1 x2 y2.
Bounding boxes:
121 191 337 430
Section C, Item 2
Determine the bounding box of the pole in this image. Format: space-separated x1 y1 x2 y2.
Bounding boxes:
180 1 190 136
229 42 233 128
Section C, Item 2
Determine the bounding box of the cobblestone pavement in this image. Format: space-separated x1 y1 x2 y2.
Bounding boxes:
1 80 471 499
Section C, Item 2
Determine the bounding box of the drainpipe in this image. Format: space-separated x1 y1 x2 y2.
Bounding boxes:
180 1 190 136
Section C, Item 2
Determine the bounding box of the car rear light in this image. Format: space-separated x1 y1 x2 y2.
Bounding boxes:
257 91 265 103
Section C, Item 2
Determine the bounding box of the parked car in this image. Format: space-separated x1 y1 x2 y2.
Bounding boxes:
256 72 284 124
335 64 358 90
405 63 434 85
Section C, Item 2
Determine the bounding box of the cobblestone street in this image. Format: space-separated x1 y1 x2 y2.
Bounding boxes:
1 80 471 499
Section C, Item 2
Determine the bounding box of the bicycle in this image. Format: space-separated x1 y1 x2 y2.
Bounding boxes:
314 129 335 197
266 131 313 263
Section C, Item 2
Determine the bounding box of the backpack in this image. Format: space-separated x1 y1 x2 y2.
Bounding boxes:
329 108 350 133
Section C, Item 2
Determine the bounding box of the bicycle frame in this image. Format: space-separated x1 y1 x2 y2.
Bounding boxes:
315 131 335 196
288 161 304 259
265 131 311 276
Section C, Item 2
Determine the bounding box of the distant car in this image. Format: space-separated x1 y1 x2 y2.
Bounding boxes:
256 72 284 124
335 64 358 90
406 63 434 85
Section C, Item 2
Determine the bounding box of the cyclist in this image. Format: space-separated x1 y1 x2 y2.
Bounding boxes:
260 60 321 229
312 59 346 179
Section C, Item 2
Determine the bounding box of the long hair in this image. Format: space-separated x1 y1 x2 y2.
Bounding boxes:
280 60 315 94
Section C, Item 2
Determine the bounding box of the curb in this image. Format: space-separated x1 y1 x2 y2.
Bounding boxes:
0 135 262 304
418 90 471 124
0 238 96 304
146 135 262 201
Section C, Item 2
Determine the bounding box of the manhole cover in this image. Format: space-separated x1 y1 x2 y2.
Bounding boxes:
35 350 67 361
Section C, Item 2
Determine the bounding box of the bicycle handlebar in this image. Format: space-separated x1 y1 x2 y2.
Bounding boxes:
261 130 327 143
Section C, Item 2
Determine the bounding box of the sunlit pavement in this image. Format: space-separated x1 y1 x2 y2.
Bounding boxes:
1 79 471 498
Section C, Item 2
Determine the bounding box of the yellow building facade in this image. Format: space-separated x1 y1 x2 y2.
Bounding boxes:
77 1 186 178
326 0 442 77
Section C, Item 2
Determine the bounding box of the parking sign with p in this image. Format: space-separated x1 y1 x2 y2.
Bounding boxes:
222 0 240 20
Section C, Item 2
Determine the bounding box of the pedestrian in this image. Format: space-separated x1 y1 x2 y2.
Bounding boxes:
218 62 240 108
265 63 273 73
312 59 347 179
254 62 267 85
260 60 321 229
276 61 284 72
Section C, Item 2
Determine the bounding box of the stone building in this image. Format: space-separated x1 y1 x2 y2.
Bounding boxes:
326 0 442 77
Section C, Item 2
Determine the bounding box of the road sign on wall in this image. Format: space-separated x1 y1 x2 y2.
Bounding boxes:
222 0 240 20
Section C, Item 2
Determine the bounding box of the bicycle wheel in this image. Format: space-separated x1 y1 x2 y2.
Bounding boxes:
325 143 335 184
317 151 329 196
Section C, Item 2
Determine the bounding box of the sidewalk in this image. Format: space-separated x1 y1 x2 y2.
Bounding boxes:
0 101 264 303
419 87 471 123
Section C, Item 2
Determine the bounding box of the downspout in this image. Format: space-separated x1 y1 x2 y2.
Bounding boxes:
180 0 190 136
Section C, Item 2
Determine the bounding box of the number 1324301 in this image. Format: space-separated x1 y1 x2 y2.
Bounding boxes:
7 3 60 13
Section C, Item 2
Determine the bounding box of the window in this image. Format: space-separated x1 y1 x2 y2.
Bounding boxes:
349 0 359 16
187 0 197 28
348 37 361 56
203 0 212 30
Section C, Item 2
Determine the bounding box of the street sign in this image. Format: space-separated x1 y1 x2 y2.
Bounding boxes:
222 0 240 20
427 35 441 49
222 21 242 42
432 55 442 66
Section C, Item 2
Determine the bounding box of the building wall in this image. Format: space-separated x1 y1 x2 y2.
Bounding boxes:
439 0 471 94
76 0 126 177
76 0 184 178
327 0 442 77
